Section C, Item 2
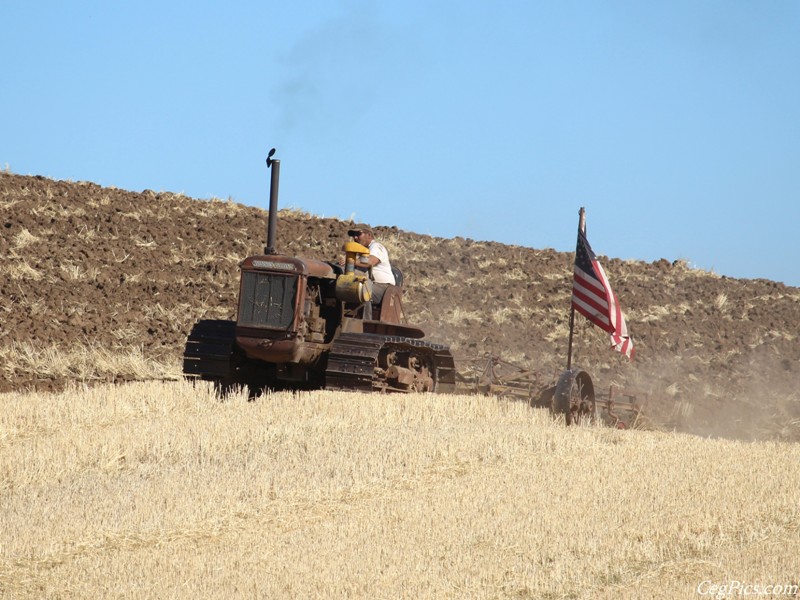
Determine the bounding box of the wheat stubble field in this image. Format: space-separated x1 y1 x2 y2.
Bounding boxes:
2 381 798 599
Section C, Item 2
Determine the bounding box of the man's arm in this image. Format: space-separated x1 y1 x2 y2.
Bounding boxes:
358 254 381 268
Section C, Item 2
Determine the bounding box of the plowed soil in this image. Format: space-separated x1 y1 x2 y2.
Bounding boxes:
1 171 798 441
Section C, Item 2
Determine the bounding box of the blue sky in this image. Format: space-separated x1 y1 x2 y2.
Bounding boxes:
3 1 799 287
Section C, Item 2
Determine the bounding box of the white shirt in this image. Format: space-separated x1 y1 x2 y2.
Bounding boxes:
368 240 396 285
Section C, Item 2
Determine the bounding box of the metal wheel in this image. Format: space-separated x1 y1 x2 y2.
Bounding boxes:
552 369 596 425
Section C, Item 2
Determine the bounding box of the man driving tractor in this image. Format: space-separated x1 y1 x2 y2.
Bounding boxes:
347 224 395 319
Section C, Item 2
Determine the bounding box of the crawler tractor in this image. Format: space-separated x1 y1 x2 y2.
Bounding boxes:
183 150 599 425
182 149 457 394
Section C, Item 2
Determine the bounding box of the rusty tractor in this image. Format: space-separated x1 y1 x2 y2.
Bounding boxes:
182 149 456 394
182 149 616 427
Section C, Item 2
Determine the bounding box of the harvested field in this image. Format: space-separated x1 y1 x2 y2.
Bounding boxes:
1 381 798 599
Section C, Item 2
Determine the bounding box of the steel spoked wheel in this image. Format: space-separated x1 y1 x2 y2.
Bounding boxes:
552 369 596 425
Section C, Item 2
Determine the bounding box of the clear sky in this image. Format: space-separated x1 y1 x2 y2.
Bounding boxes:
3 1 799 287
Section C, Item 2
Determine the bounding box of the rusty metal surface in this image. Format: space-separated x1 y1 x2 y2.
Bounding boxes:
241 255 337 279
455 353 553 402
235 332 325 364
595 385 647 429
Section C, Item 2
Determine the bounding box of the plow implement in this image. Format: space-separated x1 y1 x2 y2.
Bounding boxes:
456 354 647 429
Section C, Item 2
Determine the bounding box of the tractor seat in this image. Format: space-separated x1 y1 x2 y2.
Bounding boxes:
391 266 404 289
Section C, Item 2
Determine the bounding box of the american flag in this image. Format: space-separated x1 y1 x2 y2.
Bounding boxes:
572 228 634 359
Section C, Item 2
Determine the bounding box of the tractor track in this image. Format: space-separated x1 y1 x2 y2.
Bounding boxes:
325 332 456 393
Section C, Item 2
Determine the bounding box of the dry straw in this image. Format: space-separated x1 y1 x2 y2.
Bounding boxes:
1 381 798 598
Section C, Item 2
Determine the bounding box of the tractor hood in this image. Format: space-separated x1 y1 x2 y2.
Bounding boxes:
240 255 338 279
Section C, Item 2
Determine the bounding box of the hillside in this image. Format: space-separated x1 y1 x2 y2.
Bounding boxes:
1 171 798 440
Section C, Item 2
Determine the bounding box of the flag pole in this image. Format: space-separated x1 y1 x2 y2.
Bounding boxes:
567 207 587 371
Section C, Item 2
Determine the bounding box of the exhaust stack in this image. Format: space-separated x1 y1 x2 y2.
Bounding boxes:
265 148 280 255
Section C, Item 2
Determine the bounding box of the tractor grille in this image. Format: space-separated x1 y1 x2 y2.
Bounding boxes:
238 271 297 329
